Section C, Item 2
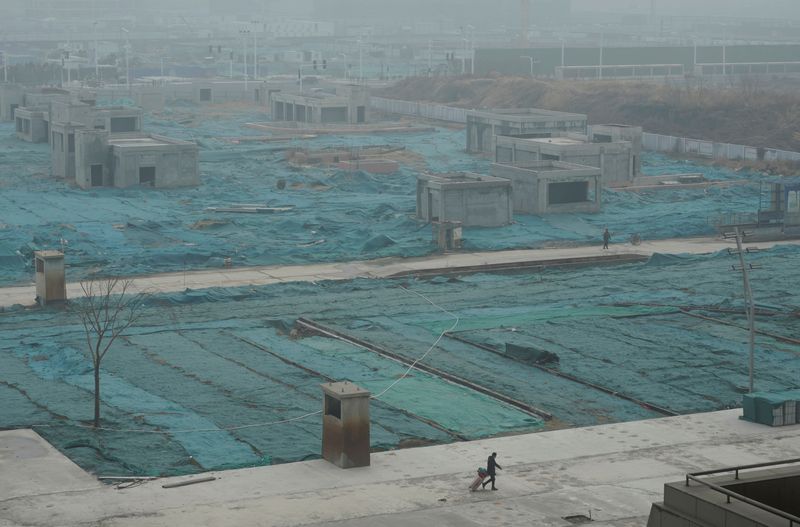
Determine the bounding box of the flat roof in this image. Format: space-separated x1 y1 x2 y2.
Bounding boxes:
526 137 586 146
109 135 194 148
420 171 510 184
2 409 797 526
109 137 174 147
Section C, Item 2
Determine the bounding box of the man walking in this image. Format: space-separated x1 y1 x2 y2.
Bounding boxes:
482 452 501 490
602 228 611 250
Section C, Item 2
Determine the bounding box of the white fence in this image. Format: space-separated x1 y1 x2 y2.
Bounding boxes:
642 132 800 163
370 97 467 123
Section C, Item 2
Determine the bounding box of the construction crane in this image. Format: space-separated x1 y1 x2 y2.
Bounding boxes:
520 0 530 47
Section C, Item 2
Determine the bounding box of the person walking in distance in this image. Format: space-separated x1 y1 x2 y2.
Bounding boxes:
482 452 502 490
602 227 611 250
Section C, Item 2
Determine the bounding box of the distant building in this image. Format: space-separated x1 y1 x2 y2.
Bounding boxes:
271 85 370 124
466 108 588 154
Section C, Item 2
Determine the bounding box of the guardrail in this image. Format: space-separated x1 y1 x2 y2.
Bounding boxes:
643 132 800 163
370 97 467 123
685 458 800 527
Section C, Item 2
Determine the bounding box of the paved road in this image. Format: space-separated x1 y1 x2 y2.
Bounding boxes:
3 237 797 308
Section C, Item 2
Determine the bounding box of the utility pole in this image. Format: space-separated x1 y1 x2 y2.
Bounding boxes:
251 20 259 80
599 33 604 80
239 29 249 91
93 21 99 81
520 55 537 78
428 40 433 76
358 39 364 84
121 27 130 93
462 38 467 74
339 53 348 80
725 228 760 393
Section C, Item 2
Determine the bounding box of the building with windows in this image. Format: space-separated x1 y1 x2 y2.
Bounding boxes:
271 85 369 124
491 160 602 214
74 130 199 189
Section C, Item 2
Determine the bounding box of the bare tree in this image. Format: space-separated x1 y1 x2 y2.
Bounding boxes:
72 278 147 427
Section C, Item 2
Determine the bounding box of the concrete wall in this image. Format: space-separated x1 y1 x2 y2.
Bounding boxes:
48 100 93 127
589 124 642 175
642 132 800 163
416 175 513 227
370 97 468 123
491 162 602 214
495 135 635 186
50 122 81 179
0 84 24 121
111 140 199 189
15 109 48 143
467 109 588 154
74 129 111 189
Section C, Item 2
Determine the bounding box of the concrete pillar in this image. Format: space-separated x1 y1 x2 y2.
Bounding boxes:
321 381 370 469
34 251 66 306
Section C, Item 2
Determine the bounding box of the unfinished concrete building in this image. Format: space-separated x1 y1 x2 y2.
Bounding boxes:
74 130 199 189
588 124 643 176
466 108 588 154
50 102 144 180
15 107 49 142
416 172 513 227
491 161 602 214
0 83 24 121
495 133 638 187
271 85 369 124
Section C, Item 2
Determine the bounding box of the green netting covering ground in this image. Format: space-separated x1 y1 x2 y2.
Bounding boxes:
0 103 763 286
2 245 799 476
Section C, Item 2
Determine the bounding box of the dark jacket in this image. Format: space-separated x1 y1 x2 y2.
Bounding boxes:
487 456 501 475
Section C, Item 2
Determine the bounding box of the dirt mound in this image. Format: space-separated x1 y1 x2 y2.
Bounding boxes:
376 77 800 151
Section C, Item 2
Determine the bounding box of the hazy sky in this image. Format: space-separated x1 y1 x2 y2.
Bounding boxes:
572 0 800 18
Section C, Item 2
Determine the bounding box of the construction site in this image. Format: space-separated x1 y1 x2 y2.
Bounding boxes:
2 1 800 526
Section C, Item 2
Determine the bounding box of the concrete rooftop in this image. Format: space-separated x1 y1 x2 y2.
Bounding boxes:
108 136 177 148
528 137 586 146
2 409 799 526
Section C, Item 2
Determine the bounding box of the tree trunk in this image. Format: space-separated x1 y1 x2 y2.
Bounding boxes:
94 366 101 428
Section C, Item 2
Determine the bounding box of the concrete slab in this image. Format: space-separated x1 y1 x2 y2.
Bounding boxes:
3 237 800 308
0 429 102 502
3 410 800 526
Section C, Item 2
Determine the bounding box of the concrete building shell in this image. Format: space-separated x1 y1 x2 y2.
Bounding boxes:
416 172 513 227
0 83 24 121
491 160 602 214
495 134 638 187
15 107 48 142
466 108 588 154
271 86 369 124
49 103 144 180
74 130 199 189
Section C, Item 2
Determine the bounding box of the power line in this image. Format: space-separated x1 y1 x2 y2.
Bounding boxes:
18 285 459 435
